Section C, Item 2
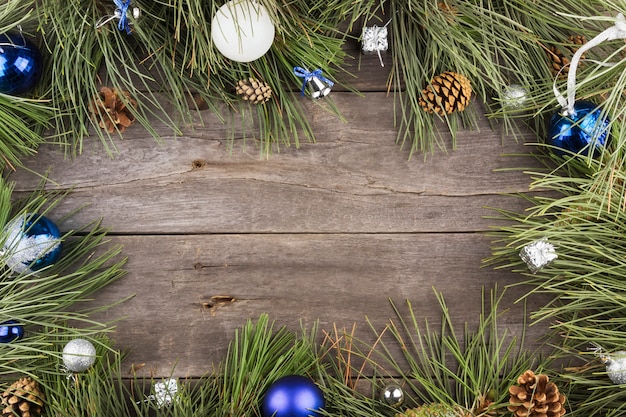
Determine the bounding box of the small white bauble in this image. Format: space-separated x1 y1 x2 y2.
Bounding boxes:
211 0 275 62
62 339 97 372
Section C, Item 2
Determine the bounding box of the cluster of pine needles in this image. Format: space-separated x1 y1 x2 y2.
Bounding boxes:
0 288 560 417
484 3 626 416
5 0 626 415
0 0 625 166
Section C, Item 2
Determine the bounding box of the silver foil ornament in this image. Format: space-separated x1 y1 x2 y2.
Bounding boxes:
153 378 180 407
62 339 97 372
601 351 626 385
519 238 557 274
381 383 404 408
502 84 528 110
362 23 389 67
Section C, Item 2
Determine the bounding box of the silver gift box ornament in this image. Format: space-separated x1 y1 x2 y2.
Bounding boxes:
519 238 557 274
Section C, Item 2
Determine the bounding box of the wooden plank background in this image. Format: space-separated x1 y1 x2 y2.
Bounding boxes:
5 38 551 378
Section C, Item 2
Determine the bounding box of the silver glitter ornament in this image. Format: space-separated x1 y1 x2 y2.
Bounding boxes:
519 238 557 274
362 23 389 67
381 383 404 408
62 339 97 372
602 351 626 385
153 379 180 408
2 213 62 274
502 84 528 110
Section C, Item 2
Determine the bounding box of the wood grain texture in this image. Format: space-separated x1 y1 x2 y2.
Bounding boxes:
9 93 541 233
80 233 549 378
7 85 550 378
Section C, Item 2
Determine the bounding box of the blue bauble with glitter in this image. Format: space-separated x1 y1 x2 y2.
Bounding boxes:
0 320 24 343
2 213 62 274
547 100 610 157
262 375 325 417
0 32 43 95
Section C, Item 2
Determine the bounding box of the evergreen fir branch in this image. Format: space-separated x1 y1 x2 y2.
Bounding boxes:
0 1 54 170
33 0 381 157
388 1 533 155
327 287 551 416
0 178 127 377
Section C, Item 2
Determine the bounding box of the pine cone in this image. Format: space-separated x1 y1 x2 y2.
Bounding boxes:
235 77 272 104
507 370 566 417
547 35 586 77
473 391 498 416
1 377 44 417
419 71 472 115
89 86 137 133
396 403 464 417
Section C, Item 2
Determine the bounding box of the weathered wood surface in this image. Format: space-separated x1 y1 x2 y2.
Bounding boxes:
6 47 552 378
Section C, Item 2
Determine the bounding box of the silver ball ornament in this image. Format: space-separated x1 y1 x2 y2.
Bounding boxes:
502 84 528 110
62 339 97 372
603 351 626 385
381 383 404 408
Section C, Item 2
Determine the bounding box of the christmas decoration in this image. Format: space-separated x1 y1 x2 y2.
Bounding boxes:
395 404 457 417
0 32 42 95
548 35 586 77
235 77 272 104
501 84 528 110
362 22 389 67
519 238 558 274
293 67 334 99
146 379 180 408
547 100 610 157
418 72 472 115
89 86 137 134
1 377 44 417
0 321 24 343
211 0 275 62
598 351 626 385
62 339 97 372
2 213 62 274
261 375 325 417
381 383 405 408
507 370 566 417
95 0 141 34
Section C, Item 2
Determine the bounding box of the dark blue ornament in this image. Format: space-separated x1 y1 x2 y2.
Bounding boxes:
0 320 24 343
262 375 325 417
0 32 43 95
2 213 62 274
547 100 610 157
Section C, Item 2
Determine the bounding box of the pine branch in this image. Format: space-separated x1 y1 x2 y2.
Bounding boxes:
0 177 127 377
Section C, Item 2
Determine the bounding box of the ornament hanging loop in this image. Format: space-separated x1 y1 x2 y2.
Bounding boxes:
95 0 140 35
361 19 391 67
0 25 26 54
554 13 626 116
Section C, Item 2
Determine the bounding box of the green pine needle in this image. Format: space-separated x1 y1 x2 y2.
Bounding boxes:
0 177 127 377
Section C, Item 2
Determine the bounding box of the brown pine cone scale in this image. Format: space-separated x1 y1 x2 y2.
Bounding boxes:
89 86 138 133
508 370 566 417
419 71 472 115
236 77 272 104
1 377 44 417
548 35 586 77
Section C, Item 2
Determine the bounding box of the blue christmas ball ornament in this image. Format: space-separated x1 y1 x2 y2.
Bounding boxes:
2 213 62 274
0 320 24 343
0 32 43 95
547 100 610 157
262 375 325 417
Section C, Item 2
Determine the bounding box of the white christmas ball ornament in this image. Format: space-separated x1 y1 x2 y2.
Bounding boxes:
62 339 97 372
211 0 275 62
